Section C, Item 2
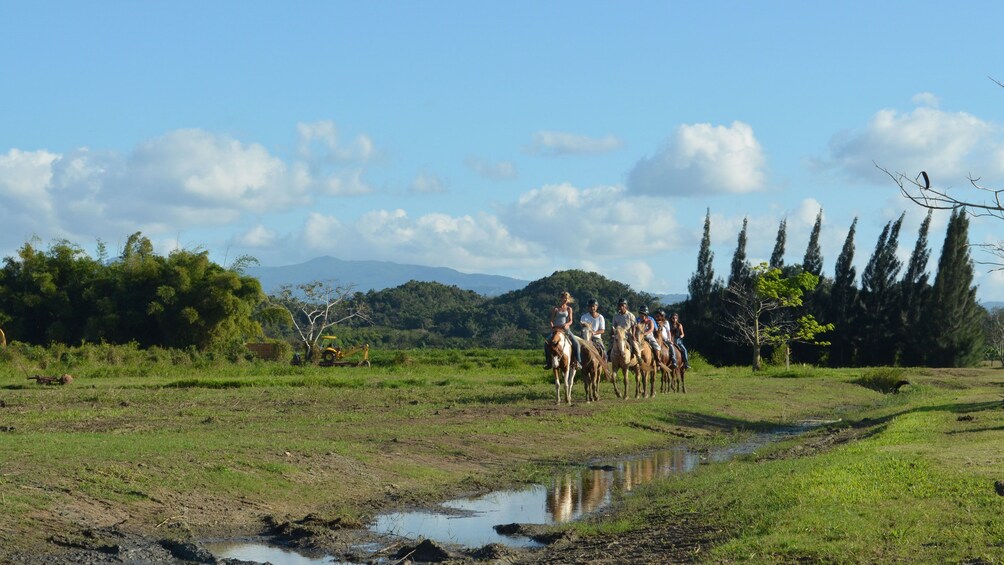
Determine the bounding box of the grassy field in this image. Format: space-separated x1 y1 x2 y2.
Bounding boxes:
1 347 1002 562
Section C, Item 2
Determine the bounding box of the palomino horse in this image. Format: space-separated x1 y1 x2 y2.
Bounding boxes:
656 335 687 394
547 329 577 405
578 323 610 403
609 327 644 399
630 324 658 398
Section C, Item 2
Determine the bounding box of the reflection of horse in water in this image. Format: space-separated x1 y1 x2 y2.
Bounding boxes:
547 329 577 405
545 470 611 523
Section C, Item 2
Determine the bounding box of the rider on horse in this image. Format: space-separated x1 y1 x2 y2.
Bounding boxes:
544 291 582 369
580 298 607 360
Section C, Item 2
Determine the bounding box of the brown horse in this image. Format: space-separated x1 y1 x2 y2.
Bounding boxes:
630 324 657 398
547 329 577 405
656 333 687 394
578 323 610 403
608 327 637 400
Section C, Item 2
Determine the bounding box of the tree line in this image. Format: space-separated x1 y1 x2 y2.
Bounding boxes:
0 213 993 368
679 208 986 368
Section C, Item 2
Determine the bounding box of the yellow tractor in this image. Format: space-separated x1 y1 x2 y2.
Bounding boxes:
319 335 370 367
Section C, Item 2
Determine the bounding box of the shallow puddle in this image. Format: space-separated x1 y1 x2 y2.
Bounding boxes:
208 421 829 563
202 540 350 564
370 422 821 548
371 447 698 548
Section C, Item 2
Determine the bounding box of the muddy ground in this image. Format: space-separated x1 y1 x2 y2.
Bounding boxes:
1 424 871 565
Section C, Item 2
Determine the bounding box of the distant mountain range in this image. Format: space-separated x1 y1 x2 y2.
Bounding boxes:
247 256 530 297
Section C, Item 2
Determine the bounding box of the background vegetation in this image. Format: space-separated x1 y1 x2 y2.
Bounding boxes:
0 204 994 369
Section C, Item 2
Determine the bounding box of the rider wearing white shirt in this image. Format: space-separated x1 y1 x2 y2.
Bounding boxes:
580 298 606 360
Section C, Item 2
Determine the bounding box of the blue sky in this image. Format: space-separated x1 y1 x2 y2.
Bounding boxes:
2 1 1004 301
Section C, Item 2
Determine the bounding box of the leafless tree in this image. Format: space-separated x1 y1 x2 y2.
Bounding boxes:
878 77 1004 270
267 280 368 360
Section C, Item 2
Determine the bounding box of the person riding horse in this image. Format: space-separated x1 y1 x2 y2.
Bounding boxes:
580 298 606 361
654 309 677 366
635 306 662 360
544 291 582 370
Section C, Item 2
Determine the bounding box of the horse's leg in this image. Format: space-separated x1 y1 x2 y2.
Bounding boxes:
566 367 575 405
680 367 686 393
554 367 561 404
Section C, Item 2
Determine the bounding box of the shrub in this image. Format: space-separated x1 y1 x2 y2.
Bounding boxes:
853 367 910 393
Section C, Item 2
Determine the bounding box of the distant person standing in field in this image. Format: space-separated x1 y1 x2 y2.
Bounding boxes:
545 291 582 369
580 298 607 360
670 312 691 369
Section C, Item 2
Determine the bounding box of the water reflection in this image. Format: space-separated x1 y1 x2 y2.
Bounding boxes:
371 447 703 547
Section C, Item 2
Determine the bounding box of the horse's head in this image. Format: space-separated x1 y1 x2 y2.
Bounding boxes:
579 322 593 340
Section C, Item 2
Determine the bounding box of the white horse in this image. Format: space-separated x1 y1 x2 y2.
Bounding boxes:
547 329 577 405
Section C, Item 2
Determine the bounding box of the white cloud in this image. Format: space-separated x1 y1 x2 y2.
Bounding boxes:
297 120 374 163
912 92 940 108
409 172 448 194
503 183 682 257
301 209 542 272
621 260 656 291
525 131 623 156
237 224 277 247
319 169 373 196
820 105 996 182
628 121 767 196
465 157 518 180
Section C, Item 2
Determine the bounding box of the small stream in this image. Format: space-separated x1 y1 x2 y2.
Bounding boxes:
208 420 831 563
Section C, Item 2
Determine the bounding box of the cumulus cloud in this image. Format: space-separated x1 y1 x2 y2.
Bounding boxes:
409 172 448 194
627 121 767 196
301 209 543 272
0 125 381 252
297 120 375 163
819 103 998 182
237 224 277 247
465 157 518 180
525 131 623 156
502 183 682 257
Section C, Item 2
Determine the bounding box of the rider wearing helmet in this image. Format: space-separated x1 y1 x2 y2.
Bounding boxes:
654 309 677 365
636 306 662 358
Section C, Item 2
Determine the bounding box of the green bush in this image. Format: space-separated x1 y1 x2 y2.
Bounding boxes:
853 367 909 393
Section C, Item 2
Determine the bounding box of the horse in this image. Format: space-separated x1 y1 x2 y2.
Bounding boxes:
547 329 577 405
578 322 610 403
630 324 658 398
656 333 687 394
609 327 643 399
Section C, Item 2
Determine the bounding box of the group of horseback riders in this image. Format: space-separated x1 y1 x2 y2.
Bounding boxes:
545 291 691 370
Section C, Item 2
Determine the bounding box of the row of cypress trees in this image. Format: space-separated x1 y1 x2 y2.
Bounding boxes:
680 207 984 367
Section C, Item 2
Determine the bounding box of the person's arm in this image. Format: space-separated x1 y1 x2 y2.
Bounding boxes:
596 315 605 335
565 308 574 330
678 323 685 339
550 307 558 328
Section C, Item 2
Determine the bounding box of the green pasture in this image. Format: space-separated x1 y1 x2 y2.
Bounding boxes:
1 345 1002 562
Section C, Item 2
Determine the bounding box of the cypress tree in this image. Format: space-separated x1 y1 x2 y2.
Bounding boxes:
728 217 751 288
858 214 905 365
802 210 824 276
899 210 933 366
828 218 859 366
688 209 716 305
769 218 787 269
684 209 724 364
928 209 984 367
